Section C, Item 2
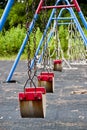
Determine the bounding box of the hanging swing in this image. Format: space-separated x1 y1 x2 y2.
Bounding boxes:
19 0 46 118
19 87 46 118
53 59 62 71
37 72 54 93
37 46 54 93
18 35 46 118
53 12 62 71
36 1 55 93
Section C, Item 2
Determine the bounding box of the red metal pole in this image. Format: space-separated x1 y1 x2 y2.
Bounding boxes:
35 0 43 14
41 4 75 9
72 0 80 12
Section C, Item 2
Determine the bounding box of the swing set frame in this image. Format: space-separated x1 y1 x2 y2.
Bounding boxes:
0 0 87 82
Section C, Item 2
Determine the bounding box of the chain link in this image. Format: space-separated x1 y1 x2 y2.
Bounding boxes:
24 0 37 90
32 0 38 81
41 0 51 71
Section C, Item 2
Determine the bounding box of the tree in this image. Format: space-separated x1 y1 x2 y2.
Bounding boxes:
0 0 8 9
78 0 87 3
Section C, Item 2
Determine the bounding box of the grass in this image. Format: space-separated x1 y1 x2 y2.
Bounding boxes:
0 54 27 60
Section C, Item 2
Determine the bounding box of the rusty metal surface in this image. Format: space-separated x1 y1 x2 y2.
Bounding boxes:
0 60 87 130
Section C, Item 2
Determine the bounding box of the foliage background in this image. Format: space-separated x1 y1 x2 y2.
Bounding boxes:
0 0 87 59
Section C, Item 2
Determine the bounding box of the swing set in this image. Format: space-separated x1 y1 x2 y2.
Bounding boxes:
0 0 87 118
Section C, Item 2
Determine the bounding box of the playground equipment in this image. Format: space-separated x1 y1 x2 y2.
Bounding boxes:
19 87 46 118
0 0 87 118
18 4 47 117
67 21 86 64
37 72 54 93
37 52 55 92
37 0 87 68
53 59 62 71
0 0 86 82
0 0 14 31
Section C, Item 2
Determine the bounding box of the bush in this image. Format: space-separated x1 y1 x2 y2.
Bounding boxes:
24 27 42 58
0 26 43 58
0 25 26 56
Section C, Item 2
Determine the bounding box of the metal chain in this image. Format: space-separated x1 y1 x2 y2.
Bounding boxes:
55 9 61 59
24 0 36 91
45 0 51 70
41 0 47 70
32 0 38 80
41 0 51 71
25 0 30 29
67 22 86 63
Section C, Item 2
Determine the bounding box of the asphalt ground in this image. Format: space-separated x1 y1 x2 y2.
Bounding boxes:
0 60 87 130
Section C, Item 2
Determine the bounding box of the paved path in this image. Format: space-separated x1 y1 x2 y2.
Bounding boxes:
0 60 87 130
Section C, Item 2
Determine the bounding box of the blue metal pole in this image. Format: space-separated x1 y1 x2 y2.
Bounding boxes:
52 17 74 20
78 11 87 29
70 10 87 45
30 0 60 69
6 0 44 82
72 0 87 29
0 0 14 31
6 14 38 82
65 0 87 45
